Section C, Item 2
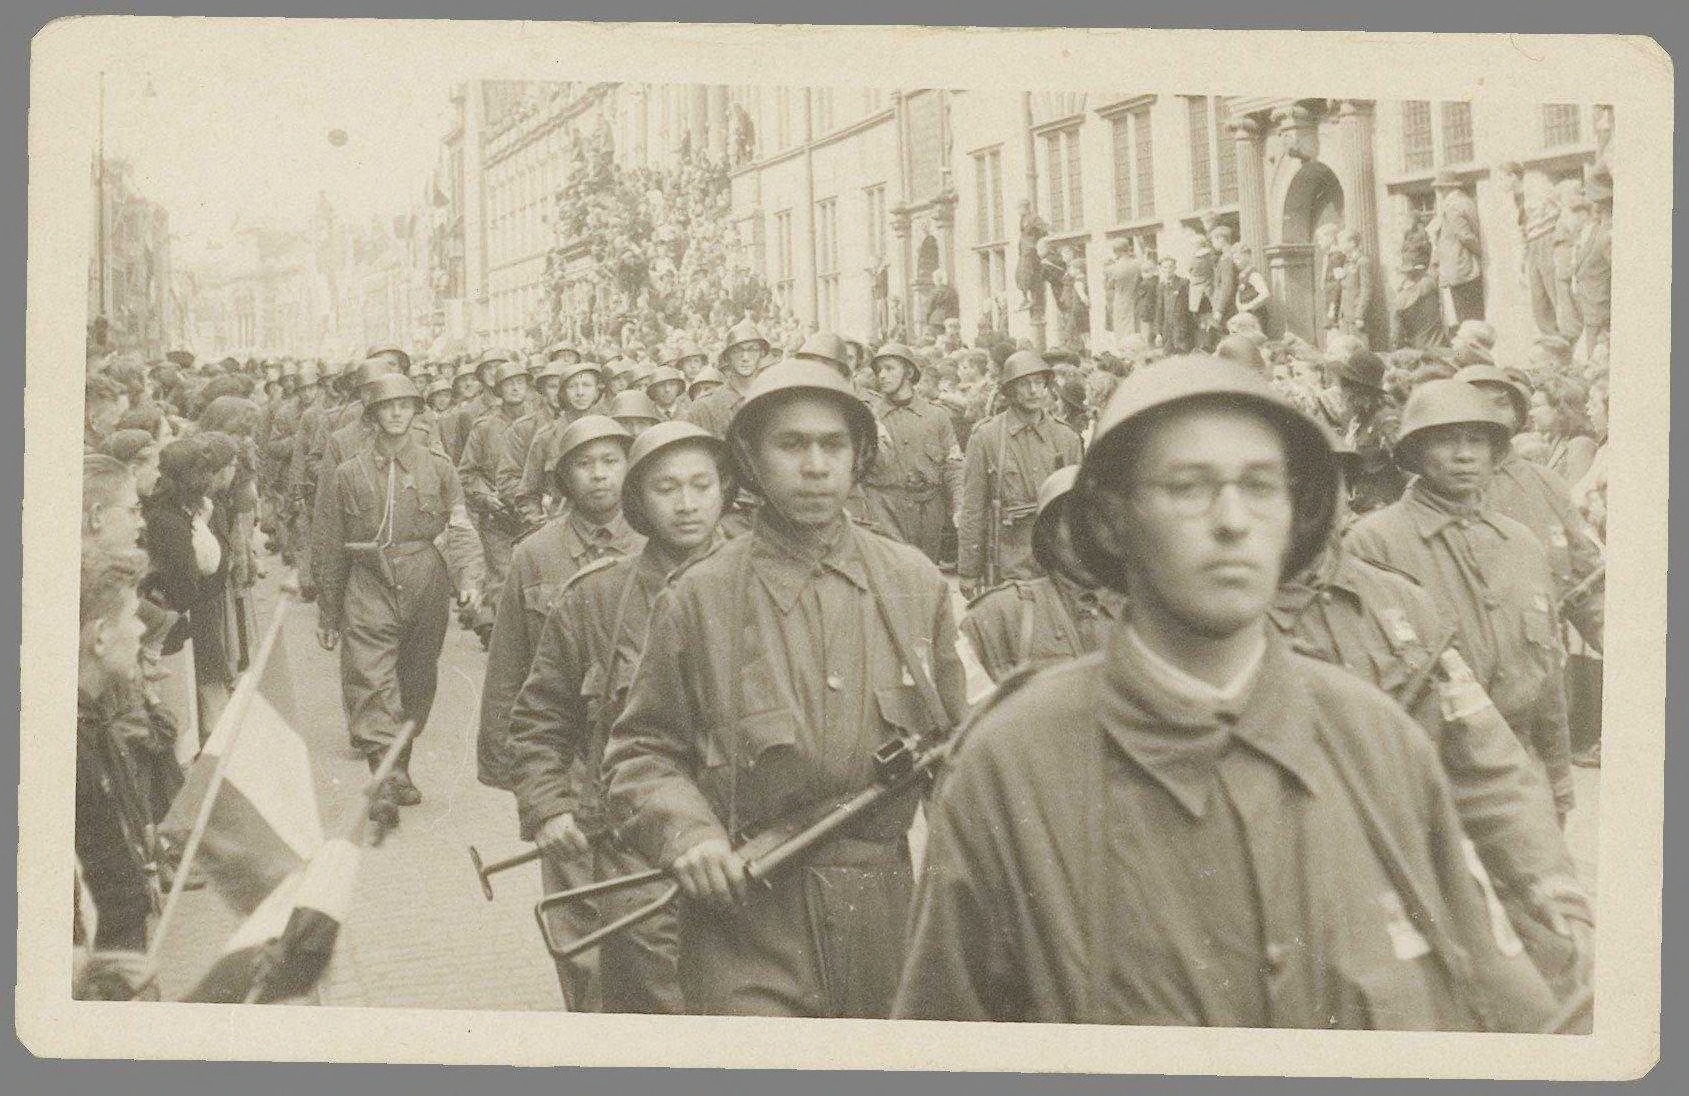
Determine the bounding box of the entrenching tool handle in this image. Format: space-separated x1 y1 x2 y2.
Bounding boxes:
469 844 545 901
535 878 680 961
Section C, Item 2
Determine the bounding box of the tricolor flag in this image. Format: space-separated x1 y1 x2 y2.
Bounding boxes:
151 601 364 1005
159 613 321 915
181 837 358 1004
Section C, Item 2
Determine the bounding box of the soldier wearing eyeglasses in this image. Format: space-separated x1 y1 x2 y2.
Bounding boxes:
895 356 1560 1031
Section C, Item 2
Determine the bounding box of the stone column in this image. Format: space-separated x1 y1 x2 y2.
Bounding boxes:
1334 99 1382 344
891 204 913 339
1229 115 1270 267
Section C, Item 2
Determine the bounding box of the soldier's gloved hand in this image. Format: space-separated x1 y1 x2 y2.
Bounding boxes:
670 835 747 909
457 587 481 613
317 626 340 651
535 812 593 863
959 578 980 601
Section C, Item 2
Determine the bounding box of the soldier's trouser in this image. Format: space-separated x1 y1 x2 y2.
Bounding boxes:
676 836 912 1018
539 842 684 1014
1524 235 1561 338
475 515 517 629
339 547 451 758
292 505 314 586
865 486 949 563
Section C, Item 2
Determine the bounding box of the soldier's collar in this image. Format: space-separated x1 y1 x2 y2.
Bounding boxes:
1098 626 1322 818
1404 479 1515 541
749 510 868 610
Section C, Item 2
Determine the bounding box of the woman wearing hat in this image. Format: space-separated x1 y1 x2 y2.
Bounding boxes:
313 375 483 818
507 421 732 1014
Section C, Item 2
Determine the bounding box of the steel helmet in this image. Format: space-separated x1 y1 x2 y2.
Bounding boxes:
687 365 725 399
664 342 705 370
366 345 411 373
622 360 655 390
351 356 405 394
363 373 424 410
795 332 852 376
1067 354 1339 589
644 365 686 392
425 377 454 401
1394 378 1515 471
560 359 605 386
870 342 922 384
1214 334 1267 373
726 358 878 490
1030 466 1097 584
1454 364 1529 431
531 359 568 385
545 340 581 364
295 361 322 388
719 317 769 360
1000 349 1056 388
474 349 512 385
610 389 662 425
621 420 735 538
525 355 549 377
491 359 530 391
545 414 633 477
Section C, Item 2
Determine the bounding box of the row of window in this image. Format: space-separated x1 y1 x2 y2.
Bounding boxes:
1399 101 1593 173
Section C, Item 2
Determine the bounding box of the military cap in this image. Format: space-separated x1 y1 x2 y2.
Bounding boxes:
870 342 922 384
1000 349 1056 388
794 331 852 375
719 317 770 360
1068 354 1339 587
610 389 663 427
491 359 530 391
560 359 605 386
687 365 726 399
1393 378 1515 471
546 414 633 475
726 358 878 488
363 373 424 409
1454 364 1530 431
621 420 734 539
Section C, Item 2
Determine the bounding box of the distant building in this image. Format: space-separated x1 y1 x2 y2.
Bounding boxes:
88 157 172 358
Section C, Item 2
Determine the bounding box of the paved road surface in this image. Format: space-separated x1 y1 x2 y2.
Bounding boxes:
155 570 1600 1009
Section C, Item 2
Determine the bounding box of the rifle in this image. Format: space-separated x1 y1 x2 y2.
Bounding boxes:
532 734 949 961
984 413 1013 589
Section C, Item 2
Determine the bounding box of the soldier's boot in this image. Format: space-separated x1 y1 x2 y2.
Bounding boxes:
389 742 422 807
365 755 402 832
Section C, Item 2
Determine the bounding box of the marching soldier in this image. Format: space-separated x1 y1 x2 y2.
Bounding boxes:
605 359 968 1018
285 361 331 596
312 375 483 817
424 377 455 417
457 357 530 644
1273 455 1593 998
684 317 769 438
493 358 565 513
477 416 642 794
960 467 1119 682
860 342 962 563
1455 364 1604 649
687 366 725 404
508 359 610 527
610 390 664 436
438 362 484 463
506 420 733 1014
644 364 690 422
1345 379 1578 823
895 356 1558 1030
956 349 1082 597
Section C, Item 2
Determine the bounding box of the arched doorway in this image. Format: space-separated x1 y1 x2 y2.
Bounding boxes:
1269 160 1344 344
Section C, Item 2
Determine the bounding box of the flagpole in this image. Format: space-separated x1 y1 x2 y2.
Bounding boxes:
146 599 290 964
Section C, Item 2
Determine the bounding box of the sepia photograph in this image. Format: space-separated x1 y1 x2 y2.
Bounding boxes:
17 15 1671 1077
